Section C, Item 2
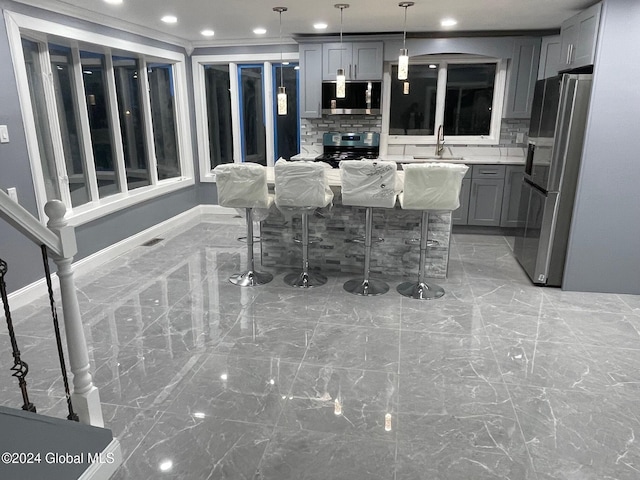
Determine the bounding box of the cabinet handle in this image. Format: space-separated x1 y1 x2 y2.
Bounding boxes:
354 64 357 79
566 44 573 64
349 64 352 79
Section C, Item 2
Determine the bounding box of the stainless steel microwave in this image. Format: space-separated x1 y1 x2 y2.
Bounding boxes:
321 81 382 115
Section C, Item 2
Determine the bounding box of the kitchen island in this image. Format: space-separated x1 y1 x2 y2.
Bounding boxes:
259 166 453 279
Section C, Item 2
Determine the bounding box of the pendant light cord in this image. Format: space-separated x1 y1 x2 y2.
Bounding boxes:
340 6 344 69
279 10 284 88
402 5 407 49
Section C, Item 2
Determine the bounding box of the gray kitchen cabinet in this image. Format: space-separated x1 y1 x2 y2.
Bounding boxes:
538 35 561 79
468 165 505 226
504 37 541 119
452 178 471 225
500 165 525 227
559 2 601 71
299 43 323 118
322 42 383 81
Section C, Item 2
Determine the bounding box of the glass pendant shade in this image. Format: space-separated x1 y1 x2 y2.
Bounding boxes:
403 81 410 95
398 48 409 80
277 86 287 115
336 68 346 98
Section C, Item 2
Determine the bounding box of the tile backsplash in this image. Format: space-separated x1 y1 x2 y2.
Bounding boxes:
300 115 529 153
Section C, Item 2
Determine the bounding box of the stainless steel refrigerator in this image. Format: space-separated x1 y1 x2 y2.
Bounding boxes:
514 73 592 286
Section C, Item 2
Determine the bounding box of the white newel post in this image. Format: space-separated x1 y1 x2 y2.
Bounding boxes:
45 200 104 427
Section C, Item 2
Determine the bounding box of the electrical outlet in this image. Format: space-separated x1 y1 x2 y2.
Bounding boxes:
516 133 525 144
7 187 18 202
0 125 9 143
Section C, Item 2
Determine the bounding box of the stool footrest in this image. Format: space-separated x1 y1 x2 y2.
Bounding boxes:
397 281 445 300
230 270 273 287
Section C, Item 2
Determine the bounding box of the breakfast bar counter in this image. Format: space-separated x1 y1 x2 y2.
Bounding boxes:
259 166 453 279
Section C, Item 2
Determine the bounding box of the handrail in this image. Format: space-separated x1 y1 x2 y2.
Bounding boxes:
0 189 62 256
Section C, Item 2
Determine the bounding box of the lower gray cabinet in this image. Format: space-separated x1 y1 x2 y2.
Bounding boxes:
452 178 471 225
500 165 525 227
468 179 505 226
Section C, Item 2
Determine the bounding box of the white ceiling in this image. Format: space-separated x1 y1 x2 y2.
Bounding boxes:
18 0 598 47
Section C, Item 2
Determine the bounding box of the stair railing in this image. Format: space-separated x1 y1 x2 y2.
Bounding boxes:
0 190 103 427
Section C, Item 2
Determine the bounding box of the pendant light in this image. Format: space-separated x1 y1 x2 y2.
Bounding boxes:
273 7 288 115
335 4 349 99
398 2 414 81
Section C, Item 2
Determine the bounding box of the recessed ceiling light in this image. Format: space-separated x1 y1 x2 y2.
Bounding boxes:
161 15 178 24
441 18 457 27
103 0 123 4
201 29 215 37
159 460 173 472
314 22 328 30
253 27 267 35
428 64 437 69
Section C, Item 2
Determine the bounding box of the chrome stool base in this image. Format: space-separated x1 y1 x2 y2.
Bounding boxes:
343 278 389 296
284 271 328 288
230 270 273 287
397 281 445 300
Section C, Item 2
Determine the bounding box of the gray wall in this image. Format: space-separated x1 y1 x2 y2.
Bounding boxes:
563 0 640 294
0 0 199 293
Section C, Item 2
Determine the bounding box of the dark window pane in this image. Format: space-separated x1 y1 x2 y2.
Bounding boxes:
22 38 60 201
114 56 150 190
444 63 496 136
49 44 90 207
81 50 119 198
239 66 266 165
389 64 437 135
274 64 299 161
148 63 180 180
204 65 233 169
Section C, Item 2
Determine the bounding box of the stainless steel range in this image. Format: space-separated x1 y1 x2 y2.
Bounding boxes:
315 132 380 168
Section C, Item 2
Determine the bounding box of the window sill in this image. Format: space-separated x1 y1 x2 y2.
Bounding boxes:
66 177 195 227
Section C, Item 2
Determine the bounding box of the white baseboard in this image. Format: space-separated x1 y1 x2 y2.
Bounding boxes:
7 205 236 310
78 439 123 480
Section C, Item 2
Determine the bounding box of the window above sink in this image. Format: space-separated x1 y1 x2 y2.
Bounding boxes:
383 54 507 147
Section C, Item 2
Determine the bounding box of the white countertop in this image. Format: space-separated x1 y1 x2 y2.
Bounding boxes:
289 153 524 165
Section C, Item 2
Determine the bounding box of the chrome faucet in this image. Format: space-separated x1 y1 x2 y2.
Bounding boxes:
436 125 445 157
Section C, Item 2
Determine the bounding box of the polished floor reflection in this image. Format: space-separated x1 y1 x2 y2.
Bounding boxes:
3 215 640 479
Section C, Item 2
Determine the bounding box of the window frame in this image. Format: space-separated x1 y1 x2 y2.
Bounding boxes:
191 52 299 183
382 55 507 146
4 11 194 226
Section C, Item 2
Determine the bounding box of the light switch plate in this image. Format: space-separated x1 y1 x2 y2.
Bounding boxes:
0 125 9 143
7 187 18 202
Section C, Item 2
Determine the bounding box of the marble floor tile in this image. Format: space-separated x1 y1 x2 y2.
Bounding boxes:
304 324 400 372
395 412 535 480
490 337 611 392
255 428 396 480
164 354 298 425
399 331 501 381
509 385 640 480
112 412 271 480
278 365 398 440
7 221 640 479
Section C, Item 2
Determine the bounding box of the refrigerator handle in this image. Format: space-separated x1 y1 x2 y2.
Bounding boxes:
525 143 535 177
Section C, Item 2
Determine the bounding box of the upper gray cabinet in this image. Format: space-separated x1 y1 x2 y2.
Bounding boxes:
299 43 323 118
322 42 383 81
504 37 541 119
559 2 601 71
538 35 561 79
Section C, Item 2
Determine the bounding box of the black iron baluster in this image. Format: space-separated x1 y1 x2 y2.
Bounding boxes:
0 258 36 413
41 245 79 422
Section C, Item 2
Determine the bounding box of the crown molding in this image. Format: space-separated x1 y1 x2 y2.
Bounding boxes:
11 0 192 51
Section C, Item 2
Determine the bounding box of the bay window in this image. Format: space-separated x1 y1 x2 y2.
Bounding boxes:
6 11 193 225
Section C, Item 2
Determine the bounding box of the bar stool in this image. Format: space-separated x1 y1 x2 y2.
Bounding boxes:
397 163 468 300
274 160 334 288
339 160 398 296
213 163 274 286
